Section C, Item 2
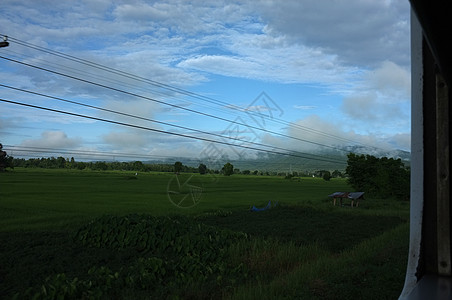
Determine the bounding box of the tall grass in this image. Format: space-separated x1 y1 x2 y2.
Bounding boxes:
226 223 409 300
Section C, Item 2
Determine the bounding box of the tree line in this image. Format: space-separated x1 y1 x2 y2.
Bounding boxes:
8 157 199 173
2 155 340 178
6 157 261 176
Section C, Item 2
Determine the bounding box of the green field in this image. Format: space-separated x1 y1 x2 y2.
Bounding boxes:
0 168 410 299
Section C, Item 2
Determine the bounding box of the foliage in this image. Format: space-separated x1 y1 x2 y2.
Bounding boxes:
285 173 294 179
222 162 234 176
228 224 409 300
0 143 13 171
198 163 207 174
346 153 410 200
322 171 331 181
4 206 408 299
332 170 343 178
11 157 201 173
18 214 249 299
10 156 349 178
73 214 248 256
174 161 183 173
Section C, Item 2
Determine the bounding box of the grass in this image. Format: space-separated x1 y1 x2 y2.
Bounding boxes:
226 223 408 300
0 168 359 231
0 168 410 299
198 204 405 252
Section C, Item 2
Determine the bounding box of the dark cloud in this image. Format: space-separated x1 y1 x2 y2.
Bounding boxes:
255 0 410 68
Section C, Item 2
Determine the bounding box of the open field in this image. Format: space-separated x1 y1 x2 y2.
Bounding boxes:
0 168 409 299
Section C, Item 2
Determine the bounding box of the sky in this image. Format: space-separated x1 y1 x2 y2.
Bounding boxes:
0 0 411 165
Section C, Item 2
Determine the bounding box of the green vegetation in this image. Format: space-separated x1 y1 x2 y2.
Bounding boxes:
222 162 234 176
11 156 200 173
0 143 13 171
174 161 183 173
0 168 409 299
346 153 410 200
198 163 208 174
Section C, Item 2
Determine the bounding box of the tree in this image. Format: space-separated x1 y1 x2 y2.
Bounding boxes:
332 170 343 178
0 143 7 171
198 163 207 175
0 143 13 171
346 153 410 200
76 161 86 170
56 156 66 169
174 161 183 174
222 162 234 176
132 161 144 171
94 161 108 171
69 157 76 169
322 171 332 181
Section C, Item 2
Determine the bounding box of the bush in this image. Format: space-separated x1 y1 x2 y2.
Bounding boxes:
322 171 332 181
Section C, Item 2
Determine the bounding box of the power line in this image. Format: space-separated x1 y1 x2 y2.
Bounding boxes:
4 145 345 169
0 54 355 153
0 83 343 162
1 47 205 111
0 97 347 165
2 35 383 150
4 145 195 161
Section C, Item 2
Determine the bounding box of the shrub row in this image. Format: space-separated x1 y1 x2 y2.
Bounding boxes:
17 214 250 299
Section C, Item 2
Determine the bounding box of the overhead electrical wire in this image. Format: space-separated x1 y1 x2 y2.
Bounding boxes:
3 145 197 161
1 48 205 112
0 97 347 165
1 34 385 150
0 34 396 165
4 145 339 169
0 54 358 153
0 83 342 163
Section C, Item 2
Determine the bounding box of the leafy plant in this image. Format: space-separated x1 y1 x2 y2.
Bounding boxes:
65 214 250 298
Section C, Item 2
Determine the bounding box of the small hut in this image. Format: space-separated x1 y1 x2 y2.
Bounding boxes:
328 191 364 207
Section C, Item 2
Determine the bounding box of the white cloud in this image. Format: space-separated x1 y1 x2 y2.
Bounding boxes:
2 0 409 90
254 0 410 68
294 105 317 110
386 132 410 151
102 130 149 149
340 60 410 129
365 60 411 99
21 131 81 148
178 55 261 79
178 47 358 86
264 114 410 152
1 0 411 157
101 98 162 127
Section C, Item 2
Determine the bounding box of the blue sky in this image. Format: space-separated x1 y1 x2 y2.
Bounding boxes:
0 0 411 163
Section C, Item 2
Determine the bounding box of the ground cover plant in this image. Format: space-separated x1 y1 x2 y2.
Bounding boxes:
0 168 409 299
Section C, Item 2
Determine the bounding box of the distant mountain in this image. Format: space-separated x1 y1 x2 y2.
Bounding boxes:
209 146 410 173
142 146 410 173
340 145 411 161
